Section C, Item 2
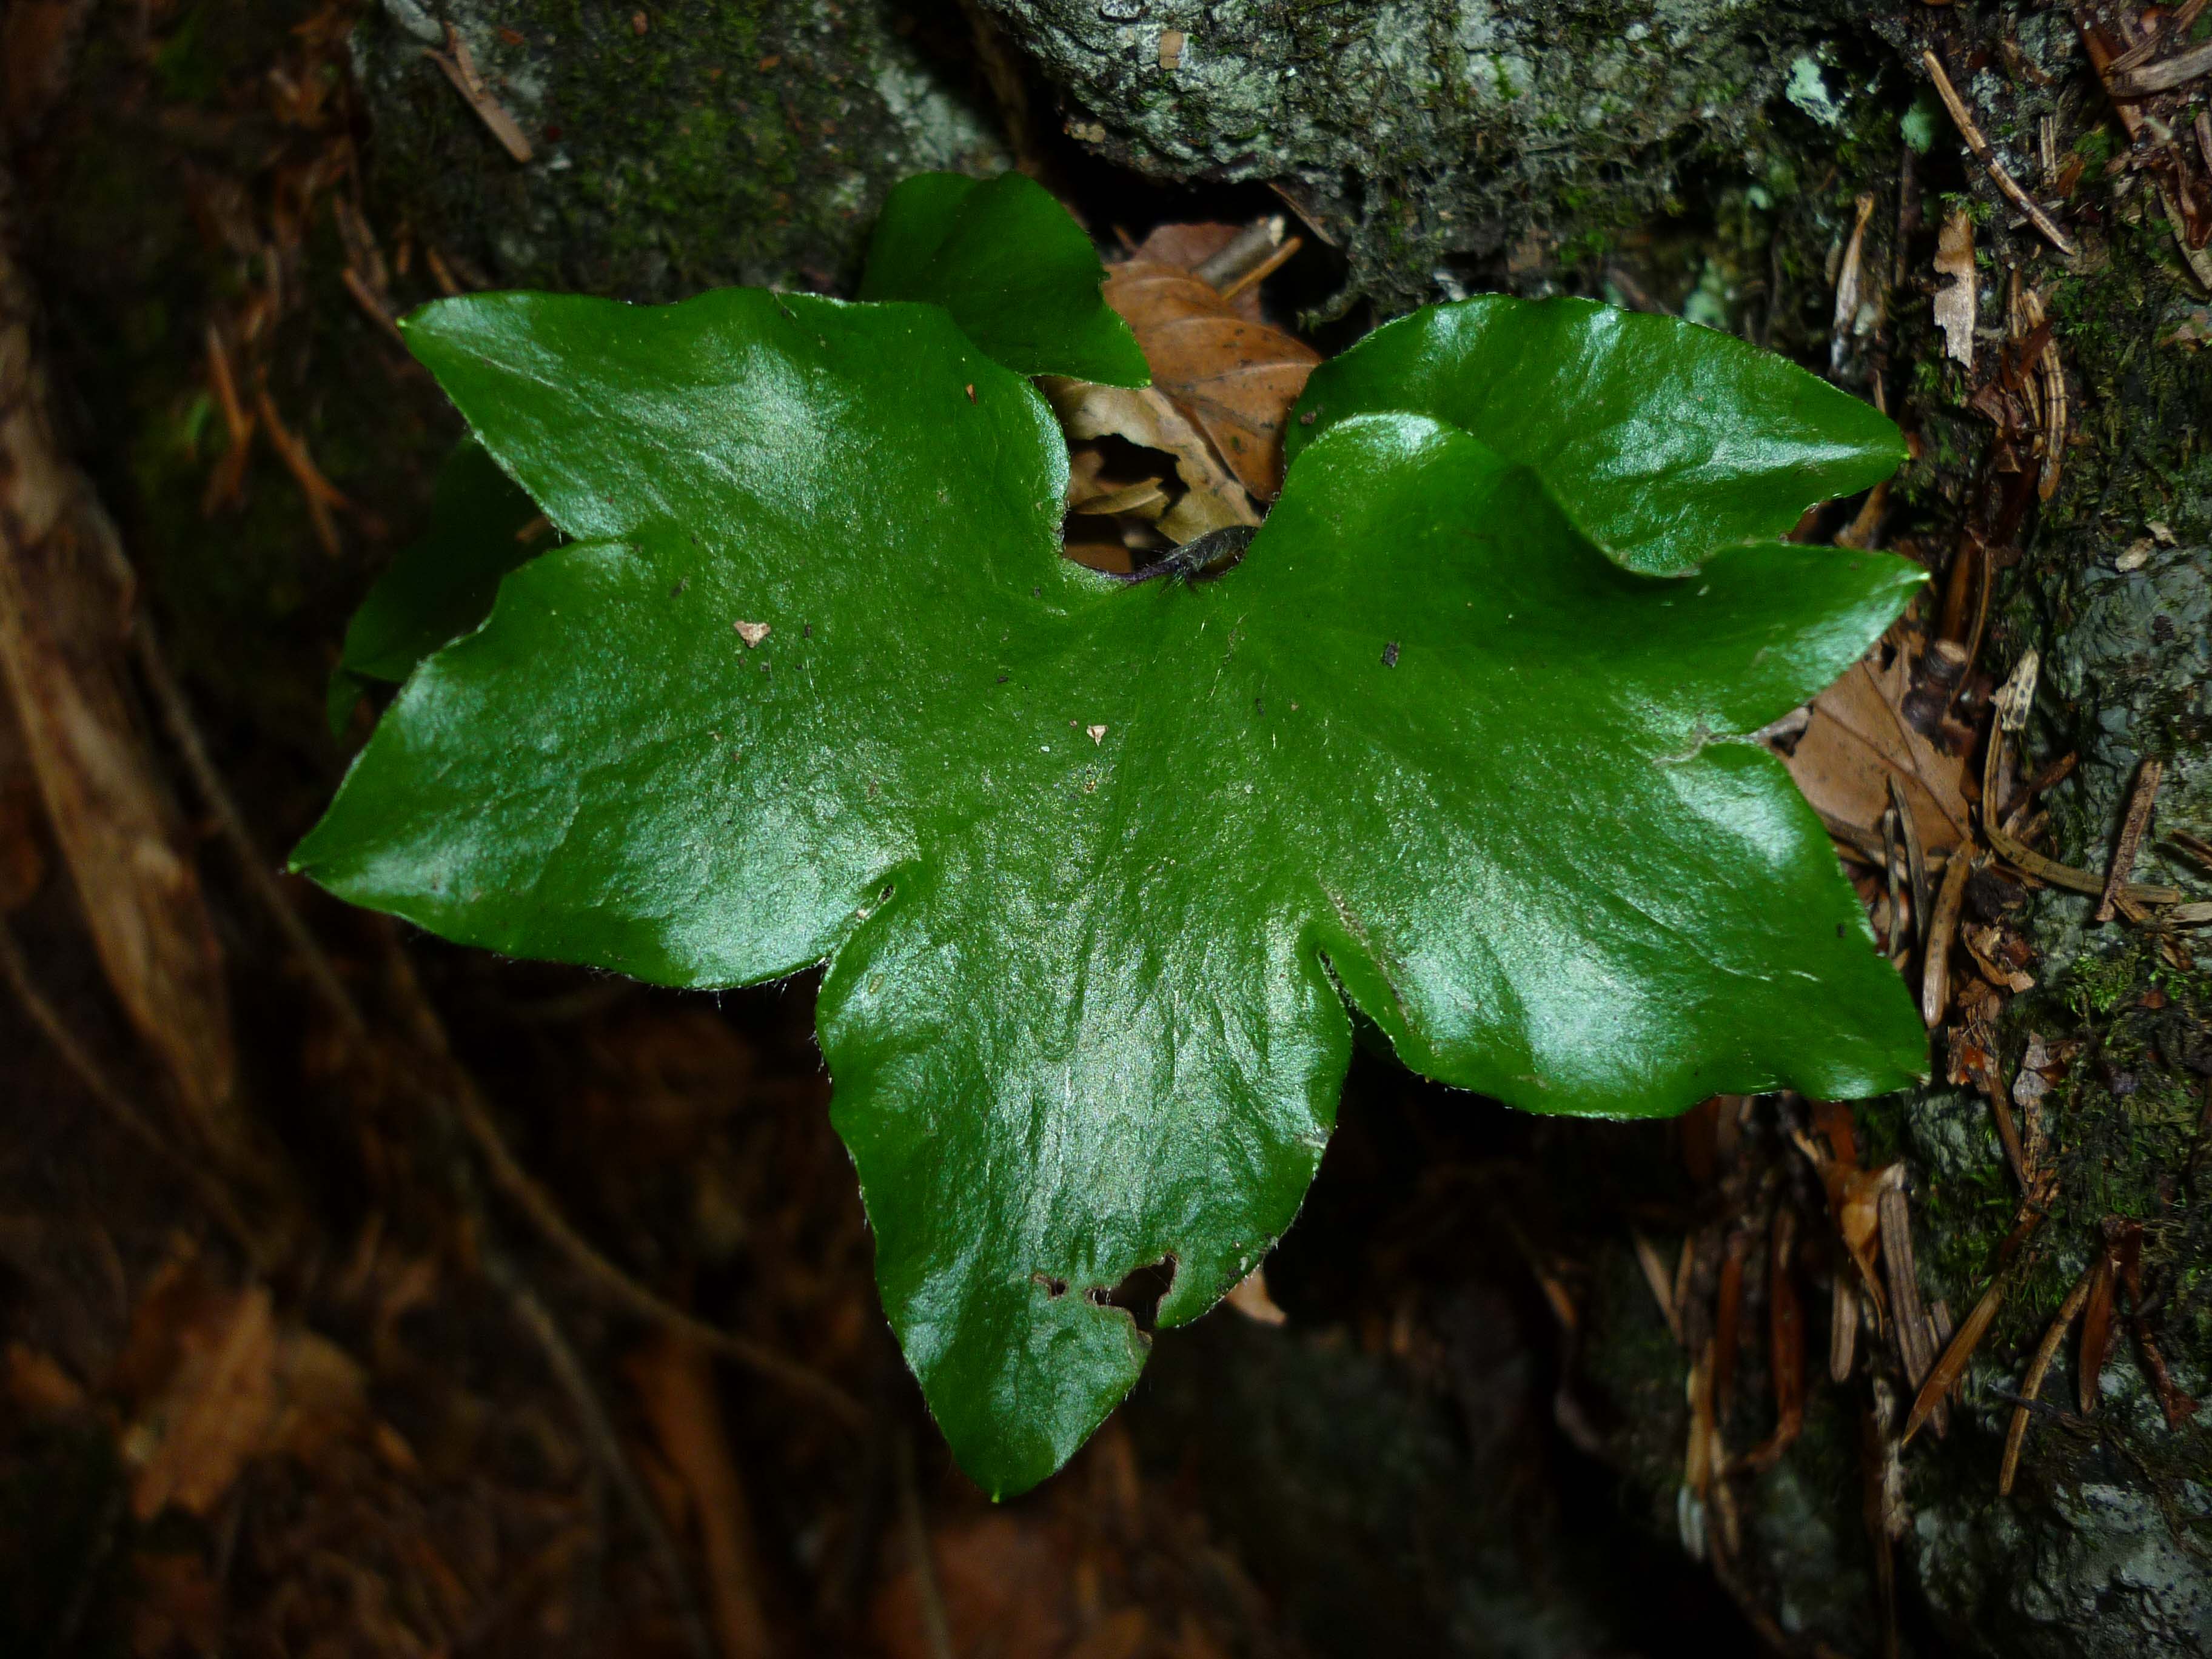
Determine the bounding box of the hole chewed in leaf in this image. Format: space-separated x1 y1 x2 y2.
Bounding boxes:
1084 1253 1178 1333
1031 1272 1068 1299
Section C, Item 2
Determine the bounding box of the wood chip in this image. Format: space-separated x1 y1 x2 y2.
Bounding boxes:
1831 191 1877 371
1934 209 1978 368
2111 39 2212 96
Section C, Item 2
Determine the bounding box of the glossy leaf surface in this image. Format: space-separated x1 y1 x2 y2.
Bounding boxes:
859 170 1148 386
293 288 1925 1498
329 438 543 734
1289 295 1907 573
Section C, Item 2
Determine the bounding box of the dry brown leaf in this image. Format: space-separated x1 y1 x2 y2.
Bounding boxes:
0 193 238 1139
1794 1131 1903 1320
1223 1262 1288 1326
1782 638 1973 856
1935 209 1977 369
119 1272 366 1522
1127 224 1264 314
5 1340 87 1416
1041 376 1258 541
1102 257 1319 500
126 1284 278 1519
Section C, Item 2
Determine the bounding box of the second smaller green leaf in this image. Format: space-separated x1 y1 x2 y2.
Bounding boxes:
859 171 1148 387
327 437 545 736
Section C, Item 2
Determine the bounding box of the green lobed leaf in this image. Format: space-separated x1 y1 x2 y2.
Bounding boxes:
858 170 1148 386
328 437 546 736
1288 295 1908 574
293 288 1926 1498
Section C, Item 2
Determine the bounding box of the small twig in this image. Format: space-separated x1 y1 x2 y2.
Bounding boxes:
1632 1228 1684 1344
1216 235 1302 304
2096 758 2165 922
340 266 410 351
1879 1188 1936 1393
1831 1273 1858 1382
1983 1068 2033 1193
1923 50 2077 255
0 917 264 1259
200 324 255 515
1193 216 1286 289
1890 776 1930 952
425 246 465 297
253 379 349 557
2019 286 2066 501
1921 851 1972 1029
1903 1183 2053 1444
2000 1264 2095 1495
1883 807 1903 958
486 1245 717 1659
134 623 367 1043
380 939 868 1429
425 24 535 163
1925 1299 1955 1436
1982 671 2182 907
2006 752 2079 832
894 1430 956 1659
2156 176 2212 290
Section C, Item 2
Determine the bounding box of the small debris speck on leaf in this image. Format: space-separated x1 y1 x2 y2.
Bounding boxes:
1382 641 1399 668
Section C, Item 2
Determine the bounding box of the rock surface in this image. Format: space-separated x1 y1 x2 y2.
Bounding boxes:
982 0 1864 308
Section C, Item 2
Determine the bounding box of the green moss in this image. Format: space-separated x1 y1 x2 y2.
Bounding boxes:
357 0 1005 300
